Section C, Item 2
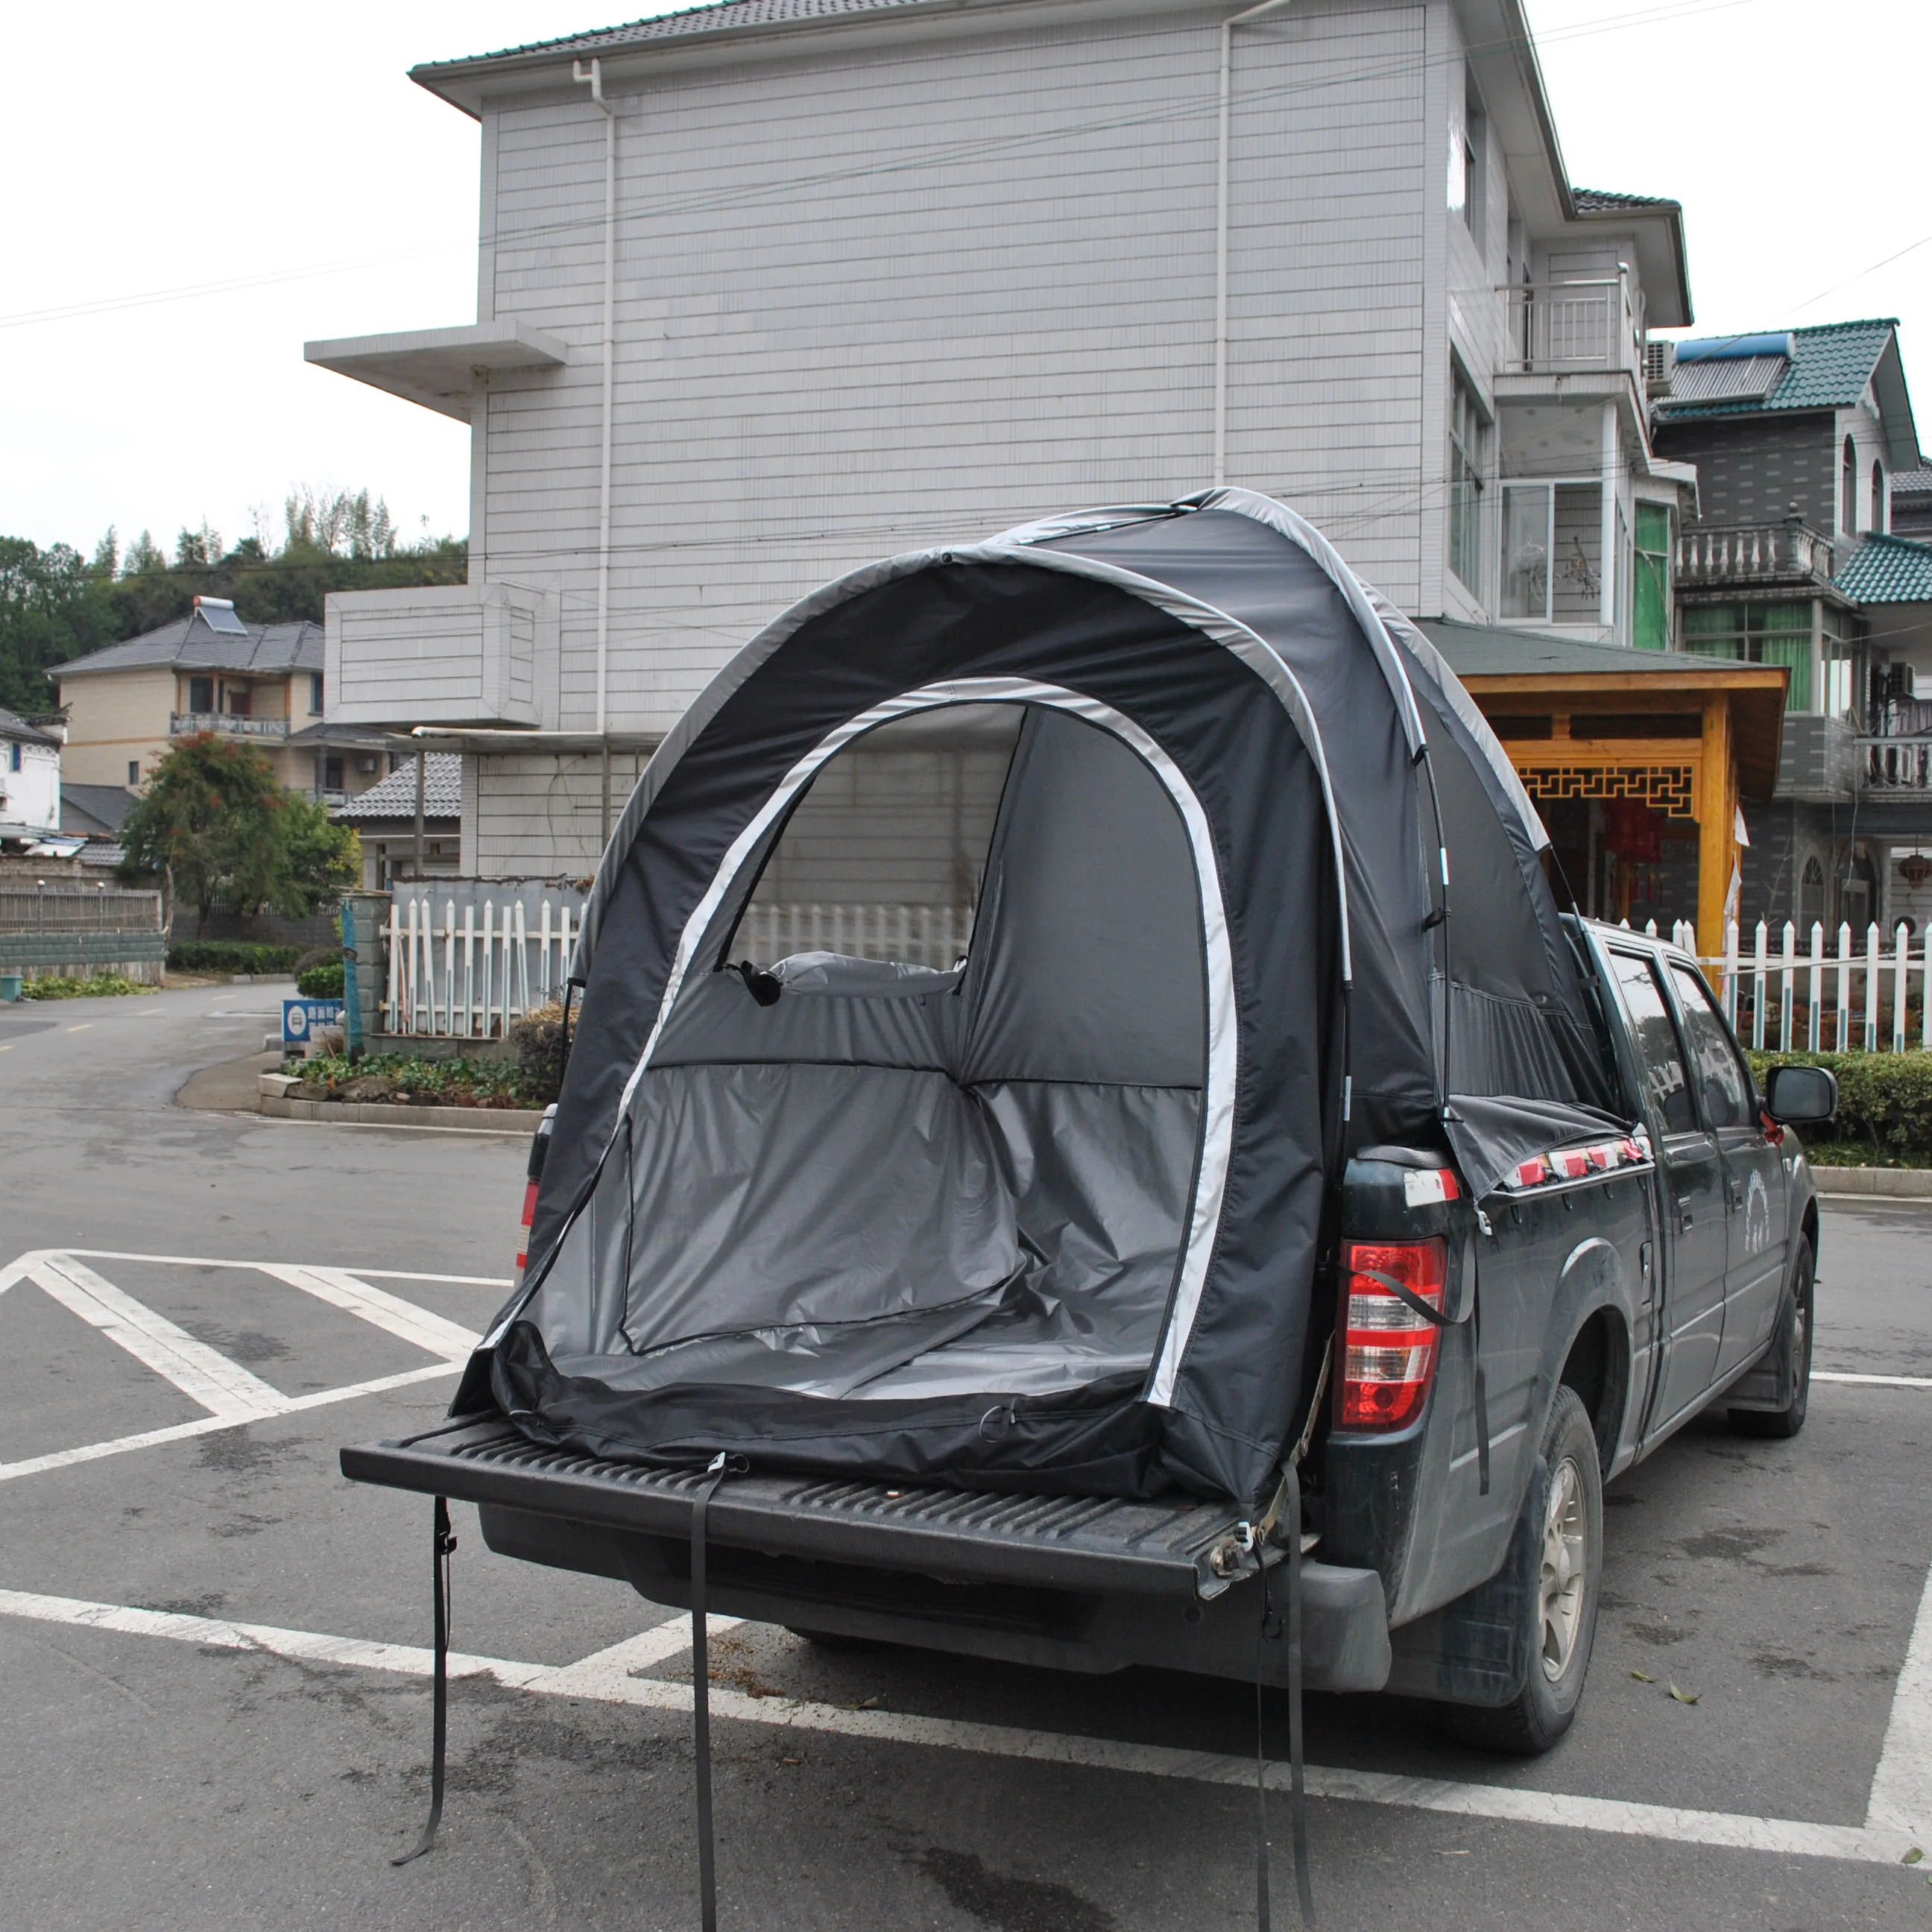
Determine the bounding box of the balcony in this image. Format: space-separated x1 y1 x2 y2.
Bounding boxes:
1862 736 1932 792
1498 276 1645 385
1677 522 1835 591
169 713 290 739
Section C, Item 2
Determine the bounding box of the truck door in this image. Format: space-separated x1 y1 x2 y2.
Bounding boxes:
1667 962 1789 1380
1603 948 1727 1432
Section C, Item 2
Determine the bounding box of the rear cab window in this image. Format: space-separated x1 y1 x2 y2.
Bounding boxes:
1603 949 1695 1135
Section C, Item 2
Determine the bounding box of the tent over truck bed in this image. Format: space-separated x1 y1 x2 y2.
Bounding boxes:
344 484 1616 1679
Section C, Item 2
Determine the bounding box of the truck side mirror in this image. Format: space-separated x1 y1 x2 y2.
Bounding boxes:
1764 1063 1837 1126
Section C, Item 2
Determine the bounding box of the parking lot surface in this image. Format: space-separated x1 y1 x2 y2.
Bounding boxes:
4 985 1931 1929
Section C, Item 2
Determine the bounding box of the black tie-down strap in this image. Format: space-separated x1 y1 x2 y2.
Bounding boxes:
691 1451 748 1932
1248 1453 1316 1930
394 1495 457 1866
1358 1231 1490 1494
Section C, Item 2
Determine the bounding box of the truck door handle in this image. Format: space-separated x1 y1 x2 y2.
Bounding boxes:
1676 1196 1693 1231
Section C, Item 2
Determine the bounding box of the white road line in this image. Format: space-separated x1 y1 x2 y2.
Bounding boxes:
27 1256 285 1424
0 1587 1906 1866
1814 1371 1932 1389
256 1265 479 1363
1867 1547 1932 1836
538 1617 745 1699
51 1250 510 1289
0 1363 459 1484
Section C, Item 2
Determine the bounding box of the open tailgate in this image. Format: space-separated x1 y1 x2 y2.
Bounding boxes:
342 1420 1255 1600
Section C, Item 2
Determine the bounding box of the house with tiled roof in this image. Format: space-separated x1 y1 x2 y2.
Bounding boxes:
306 0 1776 933
53 599 405 806
0 707 63 842
1650 319 1932 937
330 752 464 886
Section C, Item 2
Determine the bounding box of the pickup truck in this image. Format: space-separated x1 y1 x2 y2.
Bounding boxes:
344 915 1834 1755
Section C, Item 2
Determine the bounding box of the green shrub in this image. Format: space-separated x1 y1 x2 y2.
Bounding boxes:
294 1050 553 1109
20 973 144 1000
166 941 300 975
1748 1049 1932 1167
297 960 345 997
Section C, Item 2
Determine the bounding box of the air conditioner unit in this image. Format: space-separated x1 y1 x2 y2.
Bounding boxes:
1886 663 1916 701
357 754 379 772
1644 339 1676 396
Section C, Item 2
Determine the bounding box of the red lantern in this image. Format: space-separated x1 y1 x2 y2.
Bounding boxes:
1606 800 1662 862
1901 853 1932 888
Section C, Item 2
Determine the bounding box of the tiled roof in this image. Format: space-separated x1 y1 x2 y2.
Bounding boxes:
1656 319 1897 421
52 613 323 681
1418 619 1715 679
1832 534 1932 604
1573 188 1678 212
60 783 137 836
330 753 462 823
1890 464 1932 497
0 706 60 747
420 0 929 68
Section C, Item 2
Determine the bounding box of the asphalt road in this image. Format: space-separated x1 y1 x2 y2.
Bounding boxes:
2 983 1931 1930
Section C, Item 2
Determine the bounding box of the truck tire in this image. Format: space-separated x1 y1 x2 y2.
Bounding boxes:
1445 1384 1603 1756
1729 1237 1813 1440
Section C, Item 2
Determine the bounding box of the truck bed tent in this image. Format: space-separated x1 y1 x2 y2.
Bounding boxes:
472 491 1618 1507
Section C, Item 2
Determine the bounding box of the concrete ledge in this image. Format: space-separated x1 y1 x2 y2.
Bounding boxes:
1812 1166 1932 1199
259 1094 543 1134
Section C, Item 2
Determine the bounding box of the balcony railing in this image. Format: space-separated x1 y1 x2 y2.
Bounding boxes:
1676 522 1835 590
169 712 290 739
1499 275 1645 382
1861 736 1932 791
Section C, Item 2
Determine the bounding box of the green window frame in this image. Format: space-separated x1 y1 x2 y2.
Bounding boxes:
1448 366 1487 594
1632 503 1670 651
1682 601 1812 710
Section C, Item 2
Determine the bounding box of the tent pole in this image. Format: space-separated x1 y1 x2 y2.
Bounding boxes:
1215 0 1299 487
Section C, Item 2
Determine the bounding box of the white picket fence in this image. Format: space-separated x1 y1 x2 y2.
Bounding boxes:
1714 918 1930 1055
1611 914 1928 1053
736 901 969 970
380 896 970 1037
383 896 576 1038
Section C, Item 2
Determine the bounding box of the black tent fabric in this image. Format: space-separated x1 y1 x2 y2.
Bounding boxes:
466 492 1622 1507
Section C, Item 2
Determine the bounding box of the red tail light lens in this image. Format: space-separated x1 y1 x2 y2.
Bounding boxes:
1337 1237 1447 1430
514 1179 538 1273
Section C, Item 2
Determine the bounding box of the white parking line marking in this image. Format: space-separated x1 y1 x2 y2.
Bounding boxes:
25 1255 285 1424
537 1617 745 1699
256 1266 479 1363
42 1250 510 1290
1814 1371 1932 1389
0 1363 461 1483
1867 1551 1932 1836
0 1587 1906 1866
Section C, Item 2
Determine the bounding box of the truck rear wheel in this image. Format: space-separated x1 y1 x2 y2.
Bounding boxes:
1444 1383 1603 1756
1729 1237 1813 1440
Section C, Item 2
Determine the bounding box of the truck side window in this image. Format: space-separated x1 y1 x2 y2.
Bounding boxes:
1667 964 1754 1130
1606 951 1696 1134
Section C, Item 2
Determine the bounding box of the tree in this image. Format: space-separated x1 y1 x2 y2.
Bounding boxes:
274 793 362 917
120 735 364 937
0 537 114 714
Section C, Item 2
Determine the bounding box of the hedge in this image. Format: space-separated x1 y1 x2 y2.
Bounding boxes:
297 960 345 997
166 941 300 975
1747 1050 1932 1167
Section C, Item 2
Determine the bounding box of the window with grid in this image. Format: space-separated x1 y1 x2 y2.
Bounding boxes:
1448 367 1488 593
1682 601 1812 710
1632 503 1671 651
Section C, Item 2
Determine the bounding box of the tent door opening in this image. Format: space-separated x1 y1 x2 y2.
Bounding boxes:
524 698 1214 1409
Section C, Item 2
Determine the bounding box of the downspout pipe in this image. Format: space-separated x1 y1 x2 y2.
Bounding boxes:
574 58 619 846
1213 0 1298 487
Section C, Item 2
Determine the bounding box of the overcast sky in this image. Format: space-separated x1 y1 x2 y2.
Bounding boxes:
4 0 1928 558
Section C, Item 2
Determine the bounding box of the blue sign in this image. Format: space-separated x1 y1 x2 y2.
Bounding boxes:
282 997 346 1045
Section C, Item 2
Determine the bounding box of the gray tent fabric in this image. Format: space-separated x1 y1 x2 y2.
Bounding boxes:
464 493 1623 1506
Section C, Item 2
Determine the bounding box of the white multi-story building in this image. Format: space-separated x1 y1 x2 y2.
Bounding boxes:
0 708 62 840
311 0 1695 879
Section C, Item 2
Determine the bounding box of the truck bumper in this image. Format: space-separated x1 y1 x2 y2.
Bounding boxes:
343 1421 1392 1695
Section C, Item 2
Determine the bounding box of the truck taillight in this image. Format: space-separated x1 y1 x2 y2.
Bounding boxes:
516 1107 555 1278
1337 1237 1447 1430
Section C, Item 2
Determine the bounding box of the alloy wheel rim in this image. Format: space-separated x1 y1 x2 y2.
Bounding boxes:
1539 1454 1588 1682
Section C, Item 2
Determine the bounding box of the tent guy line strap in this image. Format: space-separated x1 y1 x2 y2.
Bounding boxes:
0 1564 1916 1869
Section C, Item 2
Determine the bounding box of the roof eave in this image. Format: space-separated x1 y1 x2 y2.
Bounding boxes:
1872 332 1920 469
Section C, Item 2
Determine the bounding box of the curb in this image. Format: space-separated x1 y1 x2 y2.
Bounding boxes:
259 1094 544 1134
1813 1166 1932 1200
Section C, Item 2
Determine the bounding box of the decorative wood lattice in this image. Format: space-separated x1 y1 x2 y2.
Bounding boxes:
1512 763 1697 818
